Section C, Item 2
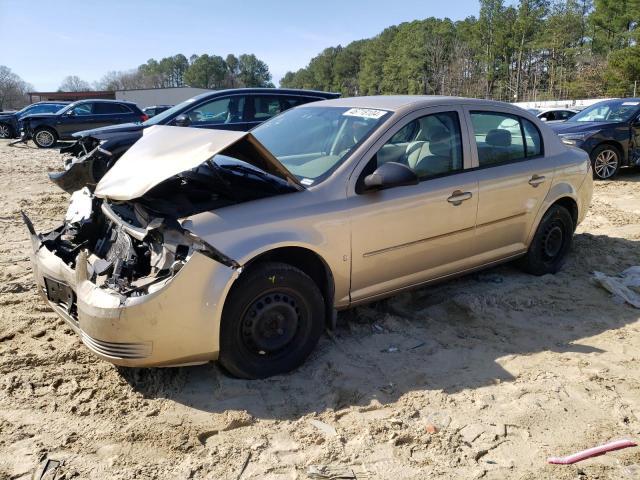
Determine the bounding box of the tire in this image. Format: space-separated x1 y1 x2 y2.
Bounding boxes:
33 128 58 148
218 262 325 379
516 205 574 276
591 144 621 180
0 123 12 139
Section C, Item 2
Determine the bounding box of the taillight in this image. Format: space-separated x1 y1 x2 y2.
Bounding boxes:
140 114 149 122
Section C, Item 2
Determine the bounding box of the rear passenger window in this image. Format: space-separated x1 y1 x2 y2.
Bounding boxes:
282 96 314 109
249 96 283 121
94 103 126 114
470 111 542 166
372 111 463 180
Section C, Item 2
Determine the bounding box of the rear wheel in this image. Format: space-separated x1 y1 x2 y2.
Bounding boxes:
0 123 12 139
516 205 574 276
591 144 621 180
33 128 57 148
219 262 325 379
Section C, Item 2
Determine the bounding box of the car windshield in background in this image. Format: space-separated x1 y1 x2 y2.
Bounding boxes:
571 100 640 123
143 99 197 126
251 106 389 183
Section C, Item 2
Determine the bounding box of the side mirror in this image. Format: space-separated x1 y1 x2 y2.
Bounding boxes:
539 117 547 122
364 162 418 191
66 110 75 116
174 114 191 127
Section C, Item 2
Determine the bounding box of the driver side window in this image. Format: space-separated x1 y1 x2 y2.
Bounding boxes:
186 96 245 125
372 111 463 180
72 103 93 115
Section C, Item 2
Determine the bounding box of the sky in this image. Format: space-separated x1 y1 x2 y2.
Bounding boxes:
0 0 483 91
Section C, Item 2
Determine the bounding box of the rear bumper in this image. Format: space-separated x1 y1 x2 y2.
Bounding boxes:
27 223 238 367
577 163 594 225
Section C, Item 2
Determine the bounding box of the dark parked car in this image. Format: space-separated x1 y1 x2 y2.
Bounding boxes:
0 101 69 138
551 98 640 179
51 88 340 192
20 99 147 148
142 105 172 117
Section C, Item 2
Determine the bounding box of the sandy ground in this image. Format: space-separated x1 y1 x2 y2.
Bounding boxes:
1 138 640 480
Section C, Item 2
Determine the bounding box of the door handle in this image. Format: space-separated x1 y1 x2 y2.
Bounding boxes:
528 174 546 187
447 190 473 206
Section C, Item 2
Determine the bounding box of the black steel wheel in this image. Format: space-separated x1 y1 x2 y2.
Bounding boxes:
219 262 325 379
516 204 574 275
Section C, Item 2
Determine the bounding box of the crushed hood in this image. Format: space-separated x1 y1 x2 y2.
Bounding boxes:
72 122 145 139
94 125 302 201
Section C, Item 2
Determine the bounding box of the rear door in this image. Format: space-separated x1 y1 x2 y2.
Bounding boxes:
93 102 130 128
465 108 554 261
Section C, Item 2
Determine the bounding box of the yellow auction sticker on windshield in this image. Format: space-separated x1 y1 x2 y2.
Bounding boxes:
342 108 387 119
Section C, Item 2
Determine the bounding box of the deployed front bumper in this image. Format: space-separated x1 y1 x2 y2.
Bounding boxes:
26 218 239 367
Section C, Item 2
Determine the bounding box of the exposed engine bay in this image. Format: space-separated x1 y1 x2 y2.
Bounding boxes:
37 188 234 297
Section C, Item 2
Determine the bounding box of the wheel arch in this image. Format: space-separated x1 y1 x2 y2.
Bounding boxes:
526 184 580 245
232 245 336 327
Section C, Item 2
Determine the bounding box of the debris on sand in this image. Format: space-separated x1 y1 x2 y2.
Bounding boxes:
547 439 637 465
593 267 640 308
307 464 356 479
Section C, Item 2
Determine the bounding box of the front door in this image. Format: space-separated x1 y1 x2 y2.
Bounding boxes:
180 95 248 131
57 103 97 136
349 108 479 302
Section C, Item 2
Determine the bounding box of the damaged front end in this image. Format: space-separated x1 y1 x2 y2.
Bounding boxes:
24 190 242 367
25 126 301 367
37 188 236 296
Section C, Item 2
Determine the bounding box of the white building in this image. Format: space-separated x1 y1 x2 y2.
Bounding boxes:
513 98 616 111
115 87 214 108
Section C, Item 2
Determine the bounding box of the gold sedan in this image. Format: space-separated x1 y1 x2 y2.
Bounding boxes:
25 96 593 378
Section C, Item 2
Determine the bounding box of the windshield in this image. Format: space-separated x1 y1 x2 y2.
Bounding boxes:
571 100 640 123
251 106 389 184
143 98 197 126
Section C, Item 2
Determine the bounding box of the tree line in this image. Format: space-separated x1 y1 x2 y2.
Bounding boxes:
0 51 274 109
96 53 273 91
281 0 640 102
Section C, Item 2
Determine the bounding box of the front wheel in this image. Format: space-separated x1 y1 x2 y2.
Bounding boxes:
516 205 574 276
33 128 58 148
0 123 12 139
591 144 621 180
219 262 325 379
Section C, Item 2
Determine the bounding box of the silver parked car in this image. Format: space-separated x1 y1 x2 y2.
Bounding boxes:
24 96 593 378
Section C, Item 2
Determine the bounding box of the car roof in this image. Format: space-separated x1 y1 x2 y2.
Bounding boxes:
187 88 340 103
304 95 519 112
73 99 137 105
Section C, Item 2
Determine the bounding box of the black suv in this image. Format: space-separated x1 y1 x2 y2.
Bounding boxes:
52 88 340 192
551 98 640 179
21 99 146 148
0 101 69 139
